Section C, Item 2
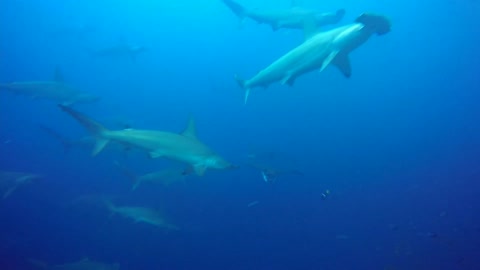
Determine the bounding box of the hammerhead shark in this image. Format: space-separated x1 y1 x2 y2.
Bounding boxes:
222 0 345 31
28 257 119 270
0 68 99 106
39 124 94 154
0 171 41 199
59 105 235 176
234 13 391 103
115 162 191 190
104 200 179 230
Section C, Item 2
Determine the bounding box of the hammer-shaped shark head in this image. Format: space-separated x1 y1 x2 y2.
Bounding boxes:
355 13 391 36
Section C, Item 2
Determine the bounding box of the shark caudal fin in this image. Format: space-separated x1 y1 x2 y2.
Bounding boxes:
222 0 247 21
113 161 141 191
234 75 251 104
39 125 74 154
355 13 391 35
58 105 110 156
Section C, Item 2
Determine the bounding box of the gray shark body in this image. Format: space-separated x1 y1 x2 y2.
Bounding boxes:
29 258 119 270
235 13 391 103
115 162 190 190
88 44 147 62
104 200 178 230
59 105 234 176
222 0 345 31
0 69 99 106
0 171 41 199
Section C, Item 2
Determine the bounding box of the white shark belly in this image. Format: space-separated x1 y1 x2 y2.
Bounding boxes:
246 38 333 88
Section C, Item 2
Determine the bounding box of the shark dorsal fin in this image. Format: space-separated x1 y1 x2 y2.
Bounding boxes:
181 117 197 139
333 53 352 78
54 66 65 82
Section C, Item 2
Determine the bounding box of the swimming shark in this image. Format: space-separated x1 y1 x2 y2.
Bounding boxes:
87 43 147 62
39 124 94 154
234 13 391 103
222 0 345 31
104 200 179 230
59 105 235 176
28 257 119 270
39 124 133 155
0 171 41 199
0 68 99 106
115 162 191 190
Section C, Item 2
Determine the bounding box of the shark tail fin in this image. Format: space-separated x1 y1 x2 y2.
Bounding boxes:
234 74 250 104
355 13 391 36
222 0 247 21
58 105 110 156
114 161 141 191
27 258 49 269
39 125 73 154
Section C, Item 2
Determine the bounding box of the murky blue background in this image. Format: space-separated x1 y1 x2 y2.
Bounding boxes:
1 0 479 269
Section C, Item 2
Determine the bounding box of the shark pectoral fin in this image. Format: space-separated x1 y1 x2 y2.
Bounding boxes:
234 74 251 104
149 150 165 159
92 138 109 156
244 88 251 104
333 53 352 78
281 73 296 87
193 164 207 176
320 50 340 72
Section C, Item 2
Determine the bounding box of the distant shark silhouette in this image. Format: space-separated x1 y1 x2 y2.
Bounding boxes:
59 105 236 176
0 67 99 106
222 0 345 31
86 41 147 62
0 171 41 199
103 199 179 230
234 13 391 103
115 161 192 191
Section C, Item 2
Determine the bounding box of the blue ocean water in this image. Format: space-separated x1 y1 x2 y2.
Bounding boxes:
1 0 479 269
